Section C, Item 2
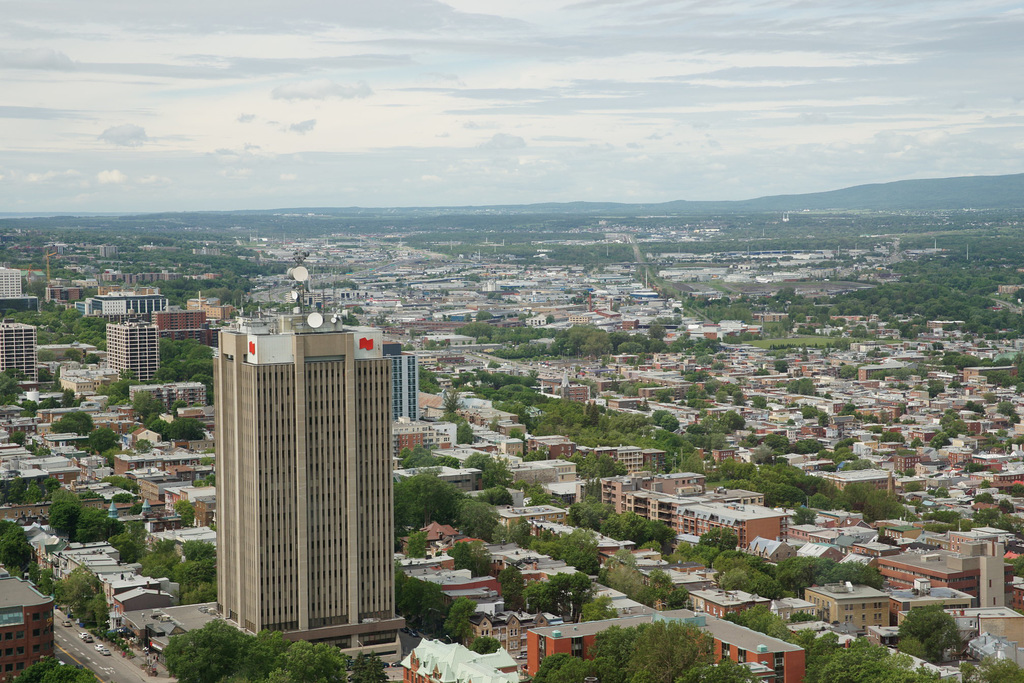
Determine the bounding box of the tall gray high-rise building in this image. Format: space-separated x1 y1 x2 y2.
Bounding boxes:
0 321 38 382
382 342 418 421
106 321 159 381
215 315 402 656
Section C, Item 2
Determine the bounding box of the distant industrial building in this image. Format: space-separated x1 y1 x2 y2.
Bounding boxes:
77 291 168 321
45 285 84 303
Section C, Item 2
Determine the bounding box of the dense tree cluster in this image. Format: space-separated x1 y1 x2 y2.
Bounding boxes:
165 620 374 683
534 621 755 683
10 657 96 683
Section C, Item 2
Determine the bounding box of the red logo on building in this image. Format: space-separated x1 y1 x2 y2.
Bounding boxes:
248 341 256 355
359 337 374 350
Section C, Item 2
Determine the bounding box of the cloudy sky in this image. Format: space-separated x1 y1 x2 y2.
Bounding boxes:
2 0 1023 212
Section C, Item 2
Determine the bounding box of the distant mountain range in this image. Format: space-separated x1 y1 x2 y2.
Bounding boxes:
678 172 1024 213
3 172 1023 219
266 172 1024 216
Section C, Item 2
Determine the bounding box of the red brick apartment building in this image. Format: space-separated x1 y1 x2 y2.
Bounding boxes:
527 610 804 683
876 543 1012 608
0 577 54 681
526 435 576 460
675 502 789 549
601 473 706 513
153 309 217 347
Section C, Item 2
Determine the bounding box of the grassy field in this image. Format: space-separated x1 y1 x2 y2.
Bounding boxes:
748 336 837 348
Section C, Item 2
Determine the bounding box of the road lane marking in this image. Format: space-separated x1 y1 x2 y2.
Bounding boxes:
55 642 103 682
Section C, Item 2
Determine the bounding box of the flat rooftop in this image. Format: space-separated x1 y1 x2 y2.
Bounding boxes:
805 583 887 600
0 577 51 609
676 502 787 522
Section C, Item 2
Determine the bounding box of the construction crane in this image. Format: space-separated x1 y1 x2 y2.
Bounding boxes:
44 250 58 285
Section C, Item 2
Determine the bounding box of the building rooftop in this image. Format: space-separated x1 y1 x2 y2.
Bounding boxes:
675 501 787 523
805 582 887 600
691 589 769 607
889 586 974 602
0 577 51 609
401 639 517 683
529 609 802 654
812 469 891 482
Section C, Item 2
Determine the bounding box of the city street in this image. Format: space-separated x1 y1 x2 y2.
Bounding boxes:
52 613 173 683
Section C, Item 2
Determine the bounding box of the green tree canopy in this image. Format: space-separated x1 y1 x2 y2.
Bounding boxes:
444 597 477 644
449 540 491 577
50 411 94 436
898 604 962 663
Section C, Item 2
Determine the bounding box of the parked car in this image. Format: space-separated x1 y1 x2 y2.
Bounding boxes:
95 644 105 652
80 633 93 643
99 649 111 656
61 620 71 627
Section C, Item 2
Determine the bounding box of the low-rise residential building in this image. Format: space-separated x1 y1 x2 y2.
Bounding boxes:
876 543 1011 607
469 611 559 659
114 450 206 476
675 502 789 549
59 367 121 394
402 639 518 683
803 583 889 630
526 609 805 683
888 580 975 626
690 589 770 618
496 505 567 529
392 418 454 457
506 459 576 484
770 598 818 621
747 537 797 563
810 469 892 491
128 382 207 409
949 606 1024 644
394 466 482 492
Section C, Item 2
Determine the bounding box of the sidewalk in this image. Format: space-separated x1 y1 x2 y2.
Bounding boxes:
126 642 175 680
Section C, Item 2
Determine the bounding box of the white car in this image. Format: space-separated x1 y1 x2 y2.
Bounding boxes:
95 643 105 652
80 633 93 643
100 649 111 656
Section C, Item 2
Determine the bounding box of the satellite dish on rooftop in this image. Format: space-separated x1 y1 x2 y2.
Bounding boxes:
290 290 300 301
307 312 324 328
290 266 310 282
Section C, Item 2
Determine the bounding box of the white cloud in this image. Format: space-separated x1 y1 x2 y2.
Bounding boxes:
0 48 74 70
219 168 253 178
1 1 1023 210
288 119 317 134
280 173 298 181
26 169 81 183
271 80 373 101
98 124 148 147
96 169 127 184
481 133 526 150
